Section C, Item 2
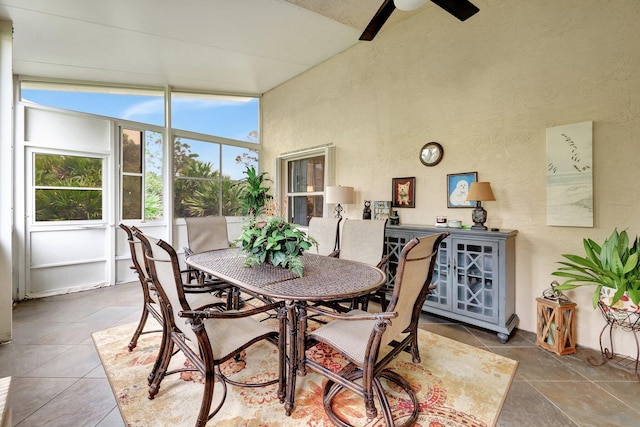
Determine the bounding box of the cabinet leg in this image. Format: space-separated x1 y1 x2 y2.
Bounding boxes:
497 332 509 344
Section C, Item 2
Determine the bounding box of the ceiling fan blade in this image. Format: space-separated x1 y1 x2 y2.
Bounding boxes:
359 0 396 41
430 0 479 21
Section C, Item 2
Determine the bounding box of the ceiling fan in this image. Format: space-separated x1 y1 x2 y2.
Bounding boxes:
360 0 479 41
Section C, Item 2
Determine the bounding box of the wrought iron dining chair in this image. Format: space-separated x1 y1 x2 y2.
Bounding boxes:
302 232 448 427
183 216 238 308
307 217 341 257
120 224 226 386
135 230 286 427
119 223 163 354
332 218 389 310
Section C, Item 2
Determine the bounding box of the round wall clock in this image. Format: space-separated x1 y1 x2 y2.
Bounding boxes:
419 142 443 166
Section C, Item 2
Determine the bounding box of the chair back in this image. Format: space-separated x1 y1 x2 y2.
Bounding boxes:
381 233 448 348
120 224 157 302
135 230 199 346
338 219 388 267
307 217 341 256
185 216 230 253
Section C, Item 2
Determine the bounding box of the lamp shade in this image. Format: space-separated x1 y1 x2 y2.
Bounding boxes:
326 186 354 204
466 182 496 202
394 0 428 11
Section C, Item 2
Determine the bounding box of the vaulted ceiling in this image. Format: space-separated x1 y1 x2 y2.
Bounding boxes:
0 0 418 94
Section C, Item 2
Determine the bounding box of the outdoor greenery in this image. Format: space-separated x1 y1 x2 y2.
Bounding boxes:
34 154 103 221
35 135 259 222
552 229 640 308
174 139 257 218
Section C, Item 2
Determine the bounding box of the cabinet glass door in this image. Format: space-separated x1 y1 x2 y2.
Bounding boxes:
384 232 413 289
426 238 449 308
453 239 498 322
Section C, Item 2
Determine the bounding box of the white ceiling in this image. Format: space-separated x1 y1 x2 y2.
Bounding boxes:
0 0 417 95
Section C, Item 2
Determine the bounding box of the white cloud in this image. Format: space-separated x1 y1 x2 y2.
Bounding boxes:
122 99 165 119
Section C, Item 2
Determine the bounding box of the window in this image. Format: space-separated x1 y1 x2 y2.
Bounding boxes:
121 128 164 221
34 153 103 221
280 146 334 226
21 80 262 222
171 92 259 143
21 82 164 126
173 136 258 218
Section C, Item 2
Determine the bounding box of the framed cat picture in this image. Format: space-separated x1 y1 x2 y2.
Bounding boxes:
392 177 415 208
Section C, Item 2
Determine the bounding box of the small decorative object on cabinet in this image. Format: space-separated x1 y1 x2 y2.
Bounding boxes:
466 182 496 230
384 224 518 343
363 200 372 220
389 210 399 225
536 282 576 356
373 201 391 220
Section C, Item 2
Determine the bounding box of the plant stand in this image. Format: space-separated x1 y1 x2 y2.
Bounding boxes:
590 300 640 380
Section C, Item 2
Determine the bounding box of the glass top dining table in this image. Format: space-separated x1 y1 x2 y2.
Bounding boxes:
185 248 387 416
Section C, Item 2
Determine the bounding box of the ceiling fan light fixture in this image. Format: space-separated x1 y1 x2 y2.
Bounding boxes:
394 0 428 11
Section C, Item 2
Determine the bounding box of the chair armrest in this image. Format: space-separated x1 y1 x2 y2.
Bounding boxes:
376 253 391 271
180 301 283 320
305 304 397 321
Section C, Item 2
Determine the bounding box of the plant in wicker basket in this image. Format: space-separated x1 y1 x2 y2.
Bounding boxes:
234 167 317 277
552 229 640 313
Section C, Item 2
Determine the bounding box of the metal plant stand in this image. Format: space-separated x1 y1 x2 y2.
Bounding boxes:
590 301 640 380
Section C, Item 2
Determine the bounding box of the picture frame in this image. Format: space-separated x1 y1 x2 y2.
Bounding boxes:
373 201 391 220
392 177 415 208
447 172 477 208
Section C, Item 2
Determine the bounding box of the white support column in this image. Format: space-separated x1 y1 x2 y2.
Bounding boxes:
0 19 14 343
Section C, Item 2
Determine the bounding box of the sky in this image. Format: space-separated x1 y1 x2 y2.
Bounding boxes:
21 89 259 179
21 89 259 141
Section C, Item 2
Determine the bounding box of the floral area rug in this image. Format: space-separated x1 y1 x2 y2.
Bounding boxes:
93 322 517 426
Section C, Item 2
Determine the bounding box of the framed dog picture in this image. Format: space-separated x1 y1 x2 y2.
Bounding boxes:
447 172 477 208
392 177 415 208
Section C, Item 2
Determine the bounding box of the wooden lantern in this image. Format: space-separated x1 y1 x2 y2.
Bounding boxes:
536 297 577 356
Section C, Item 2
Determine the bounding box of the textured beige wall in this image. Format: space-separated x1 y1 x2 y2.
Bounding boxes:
262 0 640 355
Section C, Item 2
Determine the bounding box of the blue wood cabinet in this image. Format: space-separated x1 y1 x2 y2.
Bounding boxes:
385 224 519 343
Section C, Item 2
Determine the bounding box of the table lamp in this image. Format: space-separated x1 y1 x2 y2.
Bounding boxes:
466 182 495 230
326 186 354 219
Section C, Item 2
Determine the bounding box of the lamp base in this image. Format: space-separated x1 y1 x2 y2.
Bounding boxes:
334 204 344 219
471 202 488 230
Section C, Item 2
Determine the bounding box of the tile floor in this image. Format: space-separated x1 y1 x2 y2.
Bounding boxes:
1 282 639 426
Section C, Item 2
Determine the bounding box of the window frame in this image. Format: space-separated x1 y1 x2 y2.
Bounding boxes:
277 144 335 226
119 125 165 222
29 148 107 225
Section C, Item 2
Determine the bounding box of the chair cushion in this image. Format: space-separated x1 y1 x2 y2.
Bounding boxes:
204 315 276 362
186 292 225 309
309 310 377 364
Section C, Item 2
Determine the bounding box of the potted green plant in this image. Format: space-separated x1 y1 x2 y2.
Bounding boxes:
552 229 640 316
236 215 316 277
234 166 272 217
234 167 316 277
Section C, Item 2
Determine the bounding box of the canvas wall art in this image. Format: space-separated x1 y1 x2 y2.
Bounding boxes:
546 121 593 227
